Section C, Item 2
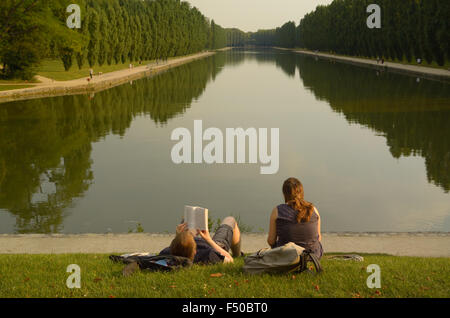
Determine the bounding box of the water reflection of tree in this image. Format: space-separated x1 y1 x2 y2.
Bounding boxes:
0 56 224 233
296 55 450 192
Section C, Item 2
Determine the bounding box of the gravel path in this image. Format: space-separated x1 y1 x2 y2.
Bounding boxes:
0 51 217 102
290 49 450 81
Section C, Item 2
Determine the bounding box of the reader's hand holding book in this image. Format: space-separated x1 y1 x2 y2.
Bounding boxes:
176 222 188 234
196 228 212 241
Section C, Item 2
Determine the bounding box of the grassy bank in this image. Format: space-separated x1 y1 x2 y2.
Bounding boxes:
37 59 155 81
0 85 34 91
1 51 212 86
0 254 448 298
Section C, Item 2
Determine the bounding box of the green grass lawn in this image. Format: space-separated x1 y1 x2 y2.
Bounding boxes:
37 59 156 81
0 78 40 84
0 84 34 91
0 254 448 298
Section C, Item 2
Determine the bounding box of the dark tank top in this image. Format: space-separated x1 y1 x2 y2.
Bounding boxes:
274 204 323 259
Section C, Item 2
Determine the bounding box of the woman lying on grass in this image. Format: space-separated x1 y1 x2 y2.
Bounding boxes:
267 177 323 259
159 216 242 264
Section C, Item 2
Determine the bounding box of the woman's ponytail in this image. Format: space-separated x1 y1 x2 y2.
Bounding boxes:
283 178 314 223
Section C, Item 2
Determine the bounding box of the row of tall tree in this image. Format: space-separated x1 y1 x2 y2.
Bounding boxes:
247 22 296 48
0 0 73 79
0 0 236 79
247 0 449 65
297 0 448 65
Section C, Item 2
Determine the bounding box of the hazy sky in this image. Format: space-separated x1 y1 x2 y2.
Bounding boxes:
187 0 334 32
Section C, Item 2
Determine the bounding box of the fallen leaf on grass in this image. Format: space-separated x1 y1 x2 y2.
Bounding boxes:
314 285 320 291
291 275 296 280
210 273 223 278
23 277 30 282
420 286 430 291
93 277 102 283
375 290 381 295
169 285 176 288
109 295 116 298
208 288 216 295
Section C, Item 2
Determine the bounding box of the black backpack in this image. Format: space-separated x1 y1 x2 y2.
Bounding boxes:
109 254 193 272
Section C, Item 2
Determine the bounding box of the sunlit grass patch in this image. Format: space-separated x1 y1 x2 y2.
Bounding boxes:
0 85 35 91
37 59 155 81
0 254 448 298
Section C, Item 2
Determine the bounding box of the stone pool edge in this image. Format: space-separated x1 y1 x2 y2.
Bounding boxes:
0 232 448 257
275 47 450 83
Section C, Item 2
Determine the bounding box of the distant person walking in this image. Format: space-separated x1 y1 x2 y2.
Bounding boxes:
417 58 422 64
89 68 93 79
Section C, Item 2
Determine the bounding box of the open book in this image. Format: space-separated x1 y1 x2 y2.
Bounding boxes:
184 205 208 231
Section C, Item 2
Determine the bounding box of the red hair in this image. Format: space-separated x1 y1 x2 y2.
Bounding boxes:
170 231 196 260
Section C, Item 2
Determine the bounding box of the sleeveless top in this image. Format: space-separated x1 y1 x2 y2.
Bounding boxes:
274 204 323 259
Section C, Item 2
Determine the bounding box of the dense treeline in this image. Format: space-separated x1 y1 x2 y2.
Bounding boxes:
247 22 297 48
248 0 449 65
0 0 235 80
226 28 249 47
247 29 276 47
0 0 73 79
298 0 449 65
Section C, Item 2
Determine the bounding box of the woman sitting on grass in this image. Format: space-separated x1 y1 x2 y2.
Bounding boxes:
159 216 242 264
267 177 323 259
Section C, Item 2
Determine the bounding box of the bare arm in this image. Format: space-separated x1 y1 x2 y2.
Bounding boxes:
197 230 233 263
315 207 322 242
267 207 278 247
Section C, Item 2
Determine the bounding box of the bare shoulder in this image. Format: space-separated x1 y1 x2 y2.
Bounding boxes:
270 206 278 219
314 206 320 217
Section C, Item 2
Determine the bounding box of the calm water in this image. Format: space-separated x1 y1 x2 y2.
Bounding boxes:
0 49 449 234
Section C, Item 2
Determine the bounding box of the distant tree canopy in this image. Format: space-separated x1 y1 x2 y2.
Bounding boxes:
247 0 449 65
0 0 240 80
0 0 78 79
297 0 448 65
